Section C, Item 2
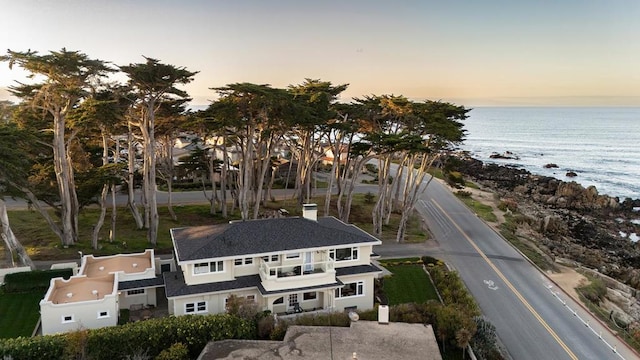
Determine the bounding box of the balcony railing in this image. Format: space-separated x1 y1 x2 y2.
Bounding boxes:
259 260 334 281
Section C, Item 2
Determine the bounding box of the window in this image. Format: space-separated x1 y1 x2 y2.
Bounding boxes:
273 297 284 304
97 311 109 319
335 281 364 298
236 258 253 266
193 261 224 275
62 315 74 323
185 301 207 314
286 253 300 259
329 247 359 262
246 295 255 302
303 292 317 301
126 289 145 296
262 255 279 262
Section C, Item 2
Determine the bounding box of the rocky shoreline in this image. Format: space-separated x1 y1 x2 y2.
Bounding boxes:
455 156 640 289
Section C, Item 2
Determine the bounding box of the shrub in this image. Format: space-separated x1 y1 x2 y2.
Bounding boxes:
364 163 378 174
155 343 189 360
577 277 607 305
446 171 465 187
456 190 472 198
363 192 375 204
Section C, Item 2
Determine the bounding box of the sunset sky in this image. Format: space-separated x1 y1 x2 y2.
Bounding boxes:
1 0 639 107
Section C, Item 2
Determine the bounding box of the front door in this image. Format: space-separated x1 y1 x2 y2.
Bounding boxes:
287 293 299 312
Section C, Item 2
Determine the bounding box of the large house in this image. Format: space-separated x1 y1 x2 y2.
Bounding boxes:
163 204 382 316
39 204 382 334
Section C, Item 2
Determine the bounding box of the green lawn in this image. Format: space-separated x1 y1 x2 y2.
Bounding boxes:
381 264 439 305
0 291 44 338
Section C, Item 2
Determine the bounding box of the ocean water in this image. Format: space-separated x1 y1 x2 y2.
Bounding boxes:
459 107 640 201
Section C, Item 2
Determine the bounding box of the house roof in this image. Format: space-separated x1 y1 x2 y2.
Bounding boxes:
335 264 383 277
119 275 165 291
256 281 343 296
171 216 381 262
163 263 382 298
163 271 262 298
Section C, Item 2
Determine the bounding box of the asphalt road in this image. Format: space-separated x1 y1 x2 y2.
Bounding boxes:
406 178 636 360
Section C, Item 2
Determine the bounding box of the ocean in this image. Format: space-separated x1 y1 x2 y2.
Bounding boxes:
459 107 640 201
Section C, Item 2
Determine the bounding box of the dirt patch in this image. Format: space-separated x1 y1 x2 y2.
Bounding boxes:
546 265 589 301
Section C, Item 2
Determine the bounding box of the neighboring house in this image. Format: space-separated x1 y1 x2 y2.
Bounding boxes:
40 250 170 335
320 145 349 166
164 204 382 316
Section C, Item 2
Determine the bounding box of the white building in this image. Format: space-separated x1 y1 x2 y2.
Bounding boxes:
164 204 382 316
40 250 168 335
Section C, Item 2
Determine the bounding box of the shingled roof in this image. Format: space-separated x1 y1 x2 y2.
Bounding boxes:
171 216 381 262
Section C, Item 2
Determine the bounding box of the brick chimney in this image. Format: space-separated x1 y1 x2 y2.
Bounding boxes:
302 204 317 221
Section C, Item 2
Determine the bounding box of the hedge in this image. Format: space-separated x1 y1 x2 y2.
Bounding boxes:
0 313 255 360
3 269 73 293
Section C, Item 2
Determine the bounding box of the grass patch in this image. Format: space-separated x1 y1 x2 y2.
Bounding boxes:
455 194 498 223
378 262 439 305
0 290 43 338
499 217 556 271
464 181 480 190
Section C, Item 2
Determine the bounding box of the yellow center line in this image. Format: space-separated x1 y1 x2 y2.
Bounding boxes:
432 199 579 360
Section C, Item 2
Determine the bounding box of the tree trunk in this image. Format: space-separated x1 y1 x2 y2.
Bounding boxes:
253 139 275 219
208 154 217 215
92 184 108 249
109 183 117 242
166 137 177 222
220 137 228 218
0 199 35 269
142 101 159 245
126 124 144 229
53 113 76 246
238 127 254 220
395 155 436 242
91 131 110 249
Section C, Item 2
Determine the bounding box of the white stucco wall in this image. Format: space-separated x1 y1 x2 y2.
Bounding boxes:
334 273 376 312
118 287 158 309
182 261 234 285
40 294 118 335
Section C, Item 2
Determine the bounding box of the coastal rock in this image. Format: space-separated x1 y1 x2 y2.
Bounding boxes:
566 171 578 177
489 151 520 160
544 163 559 169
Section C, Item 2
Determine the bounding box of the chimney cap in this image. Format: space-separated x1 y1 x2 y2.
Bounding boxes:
302 203 317 210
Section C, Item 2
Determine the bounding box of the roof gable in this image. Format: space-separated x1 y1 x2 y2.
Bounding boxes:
171 216 380 262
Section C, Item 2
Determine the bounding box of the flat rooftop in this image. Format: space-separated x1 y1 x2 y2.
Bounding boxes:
47 274 115 304
198 321 442 360
83 250 152 278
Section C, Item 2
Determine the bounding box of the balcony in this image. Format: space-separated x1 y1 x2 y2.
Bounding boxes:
259 260 336 292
